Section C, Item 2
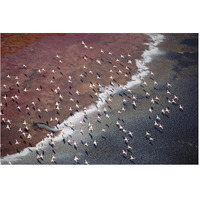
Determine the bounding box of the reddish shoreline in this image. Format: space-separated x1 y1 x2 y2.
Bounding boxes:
1 33 150 157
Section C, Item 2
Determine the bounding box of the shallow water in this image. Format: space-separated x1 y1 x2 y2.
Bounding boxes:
1 33 198 164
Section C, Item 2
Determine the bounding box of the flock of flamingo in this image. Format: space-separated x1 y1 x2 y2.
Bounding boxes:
1 38 184 164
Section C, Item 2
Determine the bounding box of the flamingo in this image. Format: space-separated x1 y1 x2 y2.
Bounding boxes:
156 115 161 121
146 131 151 136
130 155 136 160
128 131 133 137
167 82 172 87
74 156 79 163
151 98 155 104
174 95 179 100
122 149 127 155
179 105 184 110
127 145 132 149
93 140 97 147
154 121 159 126
51 156 56 163
124 137 129 143
15 140 19 145
155 96 160 101
149 108 153 113
167 90 171 95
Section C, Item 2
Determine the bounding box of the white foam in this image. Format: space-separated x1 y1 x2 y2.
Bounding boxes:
1 33 165 163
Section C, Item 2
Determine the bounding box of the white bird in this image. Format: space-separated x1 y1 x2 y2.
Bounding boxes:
165 107 170 113
6 125 11 130
7 75 11 78
168 99 172 104
122 149 127 155
154 121 159 126
150 71 154 76
96 60 101 64
127 145 132 149
167 82 172 87
174 95 179 100
132 95 137 100
132 101 136 107
149 108 153 113
93 140 97 147
85 160 89 165
151 98 155 104
146 131 151 136
154 81 158 85
17 106 21 111
146 92 150 97
167 90 171 95
156 115 161 121
155 96 160 101
128 60 132 64
15 140 19 145
179 105 184 110
128 131 133 137
149 137 154 141
51 156 56 162
84 142 88 147
76 90 80 95
27 134 32 139
124 137 129 143
159 124 164 129
74 156 79 163
101 49 104 53
130 155 136 160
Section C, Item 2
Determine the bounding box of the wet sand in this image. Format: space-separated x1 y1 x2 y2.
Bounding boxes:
1 33 150 157
1 33 197 164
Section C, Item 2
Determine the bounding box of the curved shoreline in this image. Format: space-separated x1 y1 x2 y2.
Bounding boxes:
1 34 165 163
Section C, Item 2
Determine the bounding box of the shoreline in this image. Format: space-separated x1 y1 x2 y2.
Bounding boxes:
1 33 150 158
1 34 166 163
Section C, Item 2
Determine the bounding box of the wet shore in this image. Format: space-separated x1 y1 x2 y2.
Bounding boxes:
1 33 150 157
1 33 197 164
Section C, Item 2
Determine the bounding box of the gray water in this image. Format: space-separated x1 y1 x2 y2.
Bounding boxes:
1 34 198 164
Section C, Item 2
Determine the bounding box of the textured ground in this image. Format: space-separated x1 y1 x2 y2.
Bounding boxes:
1 33 150 157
